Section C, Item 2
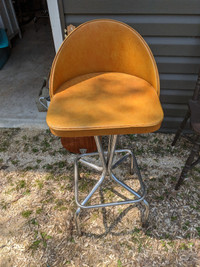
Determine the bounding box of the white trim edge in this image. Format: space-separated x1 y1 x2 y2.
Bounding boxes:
47 0 64 52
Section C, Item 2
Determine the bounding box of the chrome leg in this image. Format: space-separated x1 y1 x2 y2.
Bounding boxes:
74 135 149 234
130 152 134 175
107 135 113 164
141 199 149 227
112 150 134 175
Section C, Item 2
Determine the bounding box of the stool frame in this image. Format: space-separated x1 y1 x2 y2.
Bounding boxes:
74 135 149 235
172 70 200 190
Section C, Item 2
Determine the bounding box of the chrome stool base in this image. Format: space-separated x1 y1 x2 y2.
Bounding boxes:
74 135 149 235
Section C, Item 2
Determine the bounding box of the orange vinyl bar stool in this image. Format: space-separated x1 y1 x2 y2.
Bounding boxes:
46 19 164 234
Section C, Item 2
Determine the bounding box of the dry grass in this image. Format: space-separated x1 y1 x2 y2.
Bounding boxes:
0 128 199 267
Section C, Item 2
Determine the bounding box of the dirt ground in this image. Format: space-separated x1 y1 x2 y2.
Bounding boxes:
0 128 199 267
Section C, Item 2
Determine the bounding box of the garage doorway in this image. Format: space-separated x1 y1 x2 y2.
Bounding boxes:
0 0 55 128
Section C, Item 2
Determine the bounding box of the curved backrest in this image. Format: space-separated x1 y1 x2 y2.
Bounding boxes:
50 19 160 98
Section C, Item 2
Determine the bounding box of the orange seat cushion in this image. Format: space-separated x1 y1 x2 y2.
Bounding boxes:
46 72 164 137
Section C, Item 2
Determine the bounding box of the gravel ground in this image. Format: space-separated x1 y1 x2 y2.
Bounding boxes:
0 128 199 267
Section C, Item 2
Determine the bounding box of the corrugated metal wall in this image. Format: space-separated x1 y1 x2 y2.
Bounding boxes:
62 0 200 132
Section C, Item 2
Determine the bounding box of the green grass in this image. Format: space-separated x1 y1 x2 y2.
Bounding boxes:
133 227 141 234
117 259 123 267
24 166 34 171
30 232 52 251
36 208 43 214
23 143 29 152
171 216 178 222
33 136 39 142
16 180 26 190
11 160 19 166
35 179 44 189
179 243 188 250
21 210 32 218
23 189 31 195
0 140 9 152
43 164 53 170
129 134 137 141
41 138 50 152
55 161 66 169
22 135 27 140
0 200 8 210
30 218 38 225
32 148 39 153
29 240 41 250
182 221 190 230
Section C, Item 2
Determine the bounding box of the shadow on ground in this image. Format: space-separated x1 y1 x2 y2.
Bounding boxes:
0 128 199 266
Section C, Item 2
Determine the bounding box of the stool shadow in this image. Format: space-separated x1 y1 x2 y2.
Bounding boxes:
80 186 145 238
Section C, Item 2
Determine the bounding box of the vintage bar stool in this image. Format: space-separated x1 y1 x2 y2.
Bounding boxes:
46 19 164 234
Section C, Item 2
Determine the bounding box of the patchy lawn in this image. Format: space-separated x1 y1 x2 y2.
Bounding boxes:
0 128 199 266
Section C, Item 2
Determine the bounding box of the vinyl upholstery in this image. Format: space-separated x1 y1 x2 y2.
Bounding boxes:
46 19 164 137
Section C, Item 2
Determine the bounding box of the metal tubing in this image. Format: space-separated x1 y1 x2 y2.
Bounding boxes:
74 135 149 233
74 158 79 204
131 152 145 190
94 136 107 170
75 159 106 208
77 151 100 159
130 151 134 175
115 149 133 153
79 158 103 172
108 135 118 172
112 153 130 169
112 149 134 174
141 199 149 225
107 135 112 164
76 171 106 208
110 172 146 202
76 198 146 209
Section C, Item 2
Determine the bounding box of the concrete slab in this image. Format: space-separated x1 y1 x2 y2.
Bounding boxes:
0 20 55 129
